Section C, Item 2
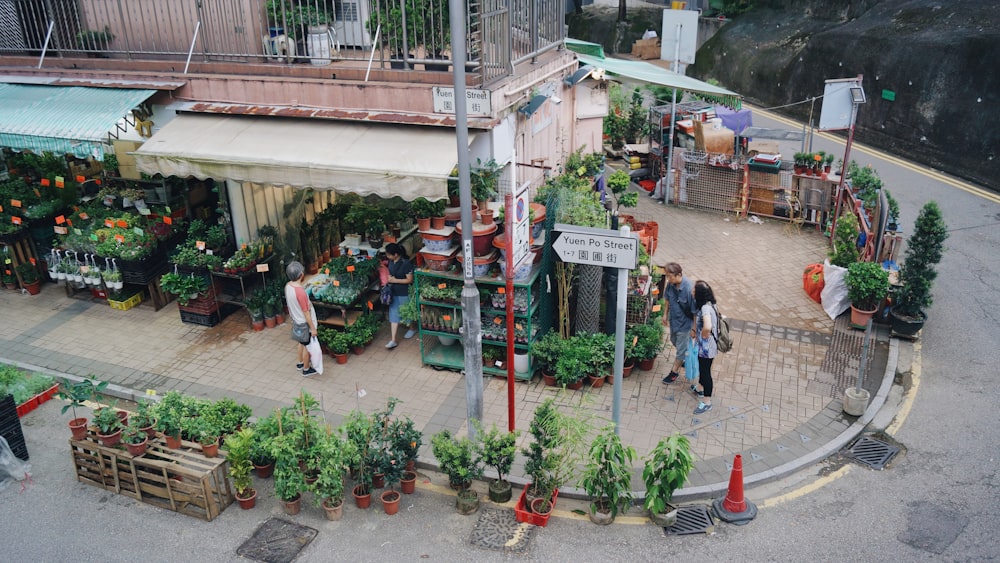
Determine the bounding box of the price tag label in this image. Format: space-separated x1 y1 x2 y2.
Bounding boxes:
74 228 82 235
346 265 355 273
443 315 452 321
55 176 64 188
241 243 247 249
493 317 503 325
79 212 89 220
133 227 144 236
146 389 157 397
79 265 90 274
54 226 68 235
33 188 41 197
3 259 9 264
90 233 98 241
138 207 151 216
515 323 523 330
438 283 447 289
347 249 353 256
66 218 72 227
333 280 340 287
163 216 172 225
367 301 374 310
116 220 128 228
0 205 3 212
11 199 21 208
105 219 114 228
115 234 125 243
497 287 505 294
39 179 49 187
11 216 21 225
29 257 35 265
652 287 659 295
256 263 269 273
324 268 330 275
75 175 86 183
652 304 662 312
206 249 213 256
494 360 503 368
165 206 171 213
632 336 638 346
196 241 206 251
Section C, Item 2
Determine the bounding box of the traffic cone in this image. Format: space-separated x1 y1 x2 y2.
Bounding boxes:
712 454 758 525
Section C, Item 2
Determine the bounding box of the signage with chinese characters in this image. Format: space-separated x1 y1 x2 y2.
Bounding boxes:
432 87 492 116
551 223 638 270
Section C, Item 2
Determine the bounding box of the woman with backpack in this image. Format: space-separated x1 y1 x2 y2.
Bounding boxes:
690 280 719 415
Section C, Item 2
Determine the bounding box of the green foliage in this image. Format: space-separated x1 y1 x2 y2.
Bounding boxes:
93 407 122 435
250 411 280 465
607 170 637 212
399 284 420 324
411 197 444 219
15 262 39 284
479 423 519 483
846 261 889 310
132 399 155 429
311 429 353 504
579 424 637 519
342 409 375 491
628 322 664 360
894 201 948 318
470 158 502 202
885 190 900 223
554 334 593 386
226 427 255 495
159 272 208 305
529 331 564 373
122 421 147 445
318 327 351 354
829 212 860 268
642 434 694 515
431 429 483 489
0 367 53 408
57 376 107 420
521 399 593 500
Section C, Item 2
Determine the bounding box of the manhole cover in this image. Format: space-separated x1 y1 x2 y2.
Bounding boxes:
469 507 536 554
665 505 715 536
237 518 318 563
844 436 899 470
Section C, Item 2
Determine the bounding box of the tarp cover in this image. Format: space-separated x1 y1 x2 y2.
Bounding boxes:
135 114 472 201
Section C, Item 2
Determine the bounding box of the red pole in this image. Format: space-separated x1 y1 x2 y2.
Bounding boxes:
505 191 515 432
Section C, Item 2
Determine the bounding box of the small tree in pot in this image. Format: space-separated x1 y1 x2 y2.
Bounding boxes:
846 261 889 328
431 429 483 514
891 201 948 338
579 423 637 524
642 434 694 527
226 427 257 509
480 423 519 503
311 428 353 520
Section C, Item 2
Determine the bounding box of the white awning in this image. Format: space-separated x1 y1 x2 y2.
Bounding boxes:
134 114 471 201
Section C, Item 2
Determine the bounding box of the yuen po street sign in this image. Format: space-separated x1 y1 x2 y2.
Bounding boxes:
551 223 638 270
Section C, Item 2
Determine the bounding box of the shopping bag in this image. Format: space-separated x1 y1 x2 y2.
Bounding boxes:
685 338 700 382
307 336 324 375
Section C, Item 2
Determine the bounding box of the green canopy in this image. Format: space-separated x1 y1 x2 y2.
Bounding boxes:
565 38 742 109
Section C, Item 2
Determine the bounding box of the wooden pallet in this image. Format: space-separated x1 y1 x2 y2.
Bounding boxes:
70 432 233 521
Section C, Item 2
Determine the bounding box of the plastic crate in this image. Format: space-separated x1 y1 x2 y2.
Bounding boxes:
180 310 221 327
109 291 143 311
513 485 559 527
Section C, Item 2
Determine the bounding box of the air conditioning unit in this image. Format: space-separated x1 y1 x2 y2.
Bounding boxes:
334 0 372 49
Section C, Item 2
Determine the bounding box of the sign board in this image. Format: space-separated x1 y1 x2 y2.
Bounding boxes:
432 87 492 117
818 77 863 131
511 182 531 267
551 223 638 270
660 8 699 64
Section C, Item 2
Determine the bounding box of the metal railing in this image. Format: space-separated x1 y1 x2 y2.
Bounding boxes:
0 0 564 84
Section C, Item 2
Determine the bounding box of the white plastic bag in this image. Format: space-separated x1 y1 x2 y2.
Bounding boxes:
0 436 31 493
820 259 851 320
307 336 324 375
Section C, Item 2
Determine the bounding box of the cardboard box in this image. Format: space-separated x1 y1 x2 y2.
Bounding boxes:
631 38 660 60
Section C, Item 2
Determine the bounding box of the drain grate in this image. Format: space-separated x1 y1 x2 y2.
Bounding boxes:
844 436 899 470
469 507 536 554
237 518 318 563
665 505 715 535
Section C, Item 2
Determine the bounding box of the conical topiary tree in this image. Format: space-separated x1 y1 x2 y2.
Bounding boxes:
893 201 948 320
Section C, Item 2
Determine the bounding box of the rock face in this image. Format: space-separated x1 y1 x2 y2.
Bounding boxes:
687 0 999 191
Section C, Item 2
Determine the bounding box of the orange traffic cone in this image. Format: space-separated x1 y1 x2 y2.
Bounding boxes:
712 454 757 525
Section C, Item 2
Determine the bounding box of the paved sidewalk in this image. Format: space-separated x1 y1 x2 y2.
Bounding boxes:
0 192 895 500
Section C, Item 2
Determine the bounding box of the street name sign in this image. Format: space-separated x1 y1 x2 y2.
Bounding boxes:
551 223 638 270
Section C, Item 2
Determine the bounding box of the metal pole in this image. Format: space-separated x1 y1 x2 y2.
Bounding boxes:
661 23 681 204
807 96 816 152
37 21 54 69
450 0 483 438
611 225 631 434
505 191 515 432
184 21 201 74
832 75 863 245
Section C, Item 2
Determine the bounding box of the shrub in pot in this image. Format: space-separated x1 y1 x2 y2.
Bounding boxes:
93 405 123 446
521 398 591 514
431 429 483 514
122 421 149 456
828 212 860 268
310 429 352 519
57 377 105 439
891 201 948 337
642 434 694 526
227 427 257 509
529 331 564 378
579 424 637 524
846 261 890 327
480 423 519 503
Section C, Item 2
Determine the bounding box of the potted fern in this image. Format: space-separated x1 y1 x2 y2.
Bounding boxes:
890 201 948 338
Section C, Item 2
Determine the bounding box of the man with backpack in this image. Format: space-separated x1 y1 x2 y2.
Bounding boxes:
661 262 696 384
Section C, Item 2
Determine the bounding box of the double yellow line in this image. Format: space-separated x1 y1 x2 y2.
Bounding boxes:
747 104 1000 205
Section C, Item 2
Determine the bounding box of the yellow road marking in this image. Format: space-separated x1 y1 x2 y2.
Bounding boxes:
759 465 852 508
886 340 921 436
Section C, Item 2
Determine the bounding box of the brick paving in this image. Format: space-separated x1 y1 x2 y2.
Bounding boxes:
0 187 892 500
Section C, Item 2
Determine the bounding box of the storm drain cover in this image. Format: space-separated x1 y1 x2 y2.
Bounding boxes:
844 436 899 470
237 518 318 563
470 508 536 554
665 505 715 536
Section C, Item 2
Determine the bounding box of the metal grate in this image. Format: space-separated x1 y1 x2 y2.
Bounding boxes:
844 436 899 470
470 508 536 554
237 518 317 563
665 505 715 536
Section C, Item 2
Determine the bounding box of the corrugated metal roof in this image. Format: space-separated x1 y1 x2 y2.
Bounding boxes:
0 84 155 159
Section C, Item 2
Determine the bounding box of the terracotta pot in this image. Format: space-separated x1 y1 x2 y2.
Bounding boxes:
589 507 614 525
849 304 877 330
541 372 557 387
281 494 302 515
97 429 122 447
401 471 417 494
125 438 148 456
264 316 277 329
352 346 365 355
253 461 275 478
116 410 129 428
430 216 446 230
353 485 372 509
622 359 635 378
588 374 606 388
381 490 401 515
566 378 584 390
638 357 656 371
333 353 348 364
237 489 257 510
140 420 157 438
372 473 386 488
417 217 432 231
69 418 88 440
530 497 553 516
200 439 219 458
165 433 182 449
322 498 343 520
251 319 265 331
275 312 285 325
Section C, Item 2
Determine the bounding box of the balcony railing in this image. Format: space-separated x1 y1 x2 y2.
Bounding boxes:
0 0 564 85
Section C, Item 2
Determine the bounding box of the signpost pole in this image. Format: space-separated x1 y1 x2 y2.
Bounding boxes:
612 225 631 434
505 190 515 432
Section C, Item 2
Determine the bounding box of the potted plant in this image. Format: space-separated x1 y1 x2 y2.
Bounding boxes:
470 158 502 209
245 292 265 331
412 197 438 231
519 398 591 523
586 332 616 385
15 262 41 295
607 170 638 216
187 413 221 458
132 399 157 438
93 404 123 446
122 421 149 456
530 331 564 384
579 424 637 525
159 272 208 306
227 427 257 509
343 409 375 508
890 201 948 338
76 27 114 54
250 411 279 477
393 414 422 493
642 434 694 527
846 261 889 328
629 322 664 371
553 334 590 389
311 429 352 520
269 432 307 515
102 269 123 291
480 423 519 503
153 396 184 449
885 190 901 231
57 378 105 439
431 429 483 514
